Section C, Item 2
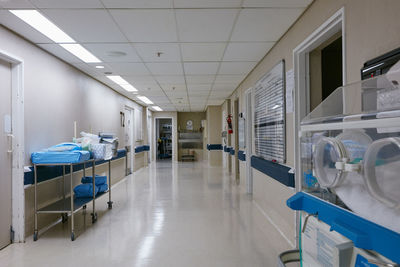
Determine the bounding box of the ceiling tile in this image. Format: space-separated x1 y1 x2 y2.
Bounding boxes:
173 0 241 8
0 0 34 8
110 9 178 42
131 82 162 92
175 9 238 42
123 75 157 84
72 63 113 76
212 83 237 91
181 43 226 62
214 74 245 84
184 62 219 75
187 84 211 91
154 75 185 84
167 91 188 97
223 42 274 61
30 0 103 8
135 43 180 62
147 95 170 102
108 62 150 75
189 90 210 96
102 0 173 8
185 75 215 84
242 0 312 8
83 43 141 63
231 8 304 42
218 61 257 75
209 90 232 97
160 83 187 92
146 62 183 75
41 9 126 42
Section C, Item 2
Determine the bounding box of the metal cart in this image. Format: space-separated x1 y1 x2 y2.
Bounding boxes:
33 159 113 241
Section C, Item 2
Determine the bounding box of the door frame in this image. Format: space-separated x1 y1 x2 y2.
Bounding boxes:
245 88 253 194
124 106 135 174
233 98 240 183
153 117 174 161
0 49 25 243
292 7 346 246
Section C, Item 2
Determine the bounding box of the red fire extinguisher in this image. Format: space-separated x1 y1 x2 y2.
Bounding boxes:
226 114 233 134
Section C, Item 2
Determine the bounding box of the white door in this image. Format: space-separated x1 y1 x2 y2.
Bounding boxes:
0 58 12 249
124 108 134 174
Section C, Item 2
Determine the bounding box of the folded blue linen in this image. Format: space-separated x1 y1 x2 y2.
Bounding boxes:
74 184 98 198
98 183 108 193
81 175 107 185
31 150 90 164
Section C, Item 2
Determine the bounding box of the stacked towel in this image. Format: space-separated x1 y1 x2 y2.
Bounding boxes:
81 175 107 185
98 183 108 193
73 184 98 198
74 175 108 198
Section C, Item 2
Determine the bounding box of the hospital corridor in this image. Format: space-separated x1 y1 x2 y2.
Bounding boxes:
0 0 400 266
0 161 283 267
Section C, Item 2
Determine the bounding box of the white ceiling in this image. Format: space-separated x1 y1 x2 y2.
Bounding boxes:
0 0 312 111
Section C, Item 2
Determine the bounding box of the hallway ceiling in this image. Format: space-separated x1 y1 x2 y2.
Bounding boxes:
0 0 312 111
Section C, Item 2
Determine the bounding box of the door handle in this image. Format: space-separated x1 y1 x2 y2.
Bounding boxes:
7 133 14 153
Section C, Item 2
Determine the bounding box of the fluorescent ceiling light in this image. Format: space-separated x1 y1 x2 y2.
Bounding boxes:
137 96 153 105
95 65 104 69
9 10 75 43
152 106 163 111
106 75 137 92
60 44 101 63
106 75 128 84
120 83 137 92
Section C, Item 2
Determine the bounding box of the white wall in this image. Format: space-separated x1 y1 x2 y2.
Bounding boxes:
0 25 148 237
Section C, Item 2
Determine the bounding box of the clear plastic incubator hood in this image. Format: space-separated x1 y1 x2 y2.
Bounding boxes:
286 61 400 265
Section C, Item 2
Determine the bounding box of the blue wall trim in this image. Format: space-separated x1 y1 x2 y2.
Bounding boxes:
238 150 246 161
229 148 235 155
24 149 127 185
287 192 400 264
207 144 222 150
250 156 294 187
224 146 232 153
135 145 150 153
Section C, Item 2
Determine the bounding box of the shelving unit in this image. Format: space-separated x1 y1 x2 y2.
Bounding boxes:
33 159 113 241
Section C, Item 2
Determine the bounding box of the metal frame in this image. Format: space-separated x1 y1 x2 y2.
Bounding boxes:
33 159 114 241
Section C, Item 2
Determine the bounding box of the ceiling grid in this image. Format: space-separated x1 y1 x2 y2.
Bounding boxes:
0 0 312 111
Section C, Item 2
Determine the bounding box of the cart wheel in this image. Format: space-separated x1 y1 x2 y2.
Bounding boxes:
91 213 97 223
71 232 75 241
107 201 113 209
33 231 38 241
62 213 68 223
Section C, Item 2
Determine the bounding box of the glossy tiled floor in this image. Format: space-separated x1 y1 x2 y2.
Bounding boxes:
0 161 286 267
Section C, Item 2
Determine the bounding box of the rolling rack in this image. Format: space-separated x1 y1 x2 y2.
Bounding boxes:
33 159 114 241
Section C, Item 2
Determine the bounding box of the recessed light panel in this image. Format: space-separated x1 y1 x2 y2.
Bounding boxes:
137 96 153 105
60 44 101 63
9 10 75 43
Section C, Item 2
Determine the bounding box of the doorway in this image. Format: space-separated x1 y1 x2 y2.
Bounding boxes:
156 118 173 161
309 33 343 111
0 58 12 249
